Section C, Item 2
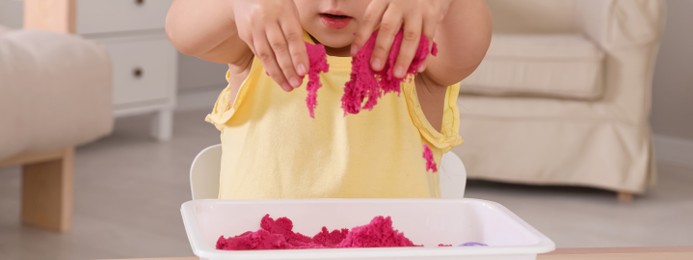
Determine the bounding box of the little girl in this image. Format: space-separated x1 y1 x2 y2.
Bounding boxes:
166 0 491 199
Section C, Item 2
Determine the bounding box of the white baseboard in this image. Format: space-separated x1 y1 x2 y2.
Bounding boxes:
654 134 693 168
176 87 222 112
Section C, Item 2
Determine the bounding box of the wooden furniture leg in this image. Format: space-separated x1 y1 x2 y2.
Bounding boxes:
9 0 77 233
21 148 74 232
24 0 76 33
617 191 634 203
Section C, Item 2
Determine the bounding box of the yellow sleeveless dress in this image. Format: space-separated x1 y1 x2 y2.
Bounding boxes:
206 40 462 199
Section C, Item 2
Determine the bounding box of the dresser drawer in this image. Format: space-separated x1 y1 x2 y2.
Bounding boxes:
100 37 176 106
77 0 172 35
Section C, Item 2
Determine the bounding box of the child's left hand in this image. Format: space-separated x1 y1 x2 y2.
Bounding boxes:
350 0 453 78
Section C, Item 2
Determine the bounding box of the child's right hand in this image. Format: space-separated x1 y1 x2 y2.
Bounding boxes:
232 0 309 92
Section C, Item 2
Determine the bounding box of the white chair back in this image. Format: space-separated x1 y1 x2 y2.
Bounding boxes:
439 152 467 199
189 144 221 200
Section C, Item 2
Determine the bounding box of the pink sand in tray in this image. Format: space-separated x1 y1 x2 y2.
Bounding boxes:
216 214 417 250
342 30 437 115
303 30 437 117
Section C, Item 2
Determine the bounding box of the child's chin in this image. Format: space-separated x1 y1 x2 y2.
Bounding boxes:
311 33 353 48
318 39 352 51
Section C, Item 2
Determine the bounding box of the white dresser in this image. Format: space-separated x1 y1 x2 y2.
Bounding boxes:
1 0 178 141
78 0 177 141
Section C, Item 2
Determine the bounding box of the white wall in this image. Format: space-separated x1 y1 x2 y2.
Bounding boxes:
178 55 227 91
651 0 693 141
175 54 228 111
0 0 23 28
650 0 693 168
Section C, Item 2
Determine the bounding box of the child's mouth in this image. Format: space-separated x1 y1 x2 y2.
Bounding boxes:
319 12 352 30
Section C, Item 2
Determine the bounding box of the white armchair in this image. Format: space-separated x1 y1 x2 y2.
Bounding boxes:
454 0 665 200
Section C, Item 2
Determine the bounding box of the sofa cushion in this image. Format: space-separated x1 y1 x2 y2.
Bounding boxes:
0 30 113 159
461 34 605 100
487 0 579 34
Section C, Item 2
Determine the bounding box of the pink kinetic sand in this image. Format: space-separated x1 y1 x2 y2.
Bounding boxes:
216 214 417 250
304 42 330 118
303 30 437 117
342 30 437 115
336 215 416 248
423 144 438 172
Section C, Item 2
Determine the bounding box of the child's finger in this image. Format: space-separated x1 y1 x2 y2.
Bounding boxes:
351 0 388 55
393 14 422 78
418 14 441 73
280 14 309 78
417 52 430 73
266 23 302 89
370 7 402 71
422 14 440 43
253 30 292 92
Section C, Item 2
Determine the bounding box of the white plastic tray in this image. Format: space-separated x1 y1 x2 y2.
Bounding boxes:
181 199 555 260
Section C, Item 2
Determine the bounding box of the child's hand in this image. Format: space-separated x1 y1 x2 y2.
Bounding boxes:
351 0 452 78
232 0 308 91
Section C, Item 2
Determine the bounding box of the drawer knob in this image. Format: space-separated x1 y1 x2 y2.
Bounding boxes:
133 67 144 79
135 0 145 6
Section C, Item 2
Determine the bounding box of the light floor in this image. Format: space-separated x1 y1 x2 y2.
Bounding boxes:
1 110 692 260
